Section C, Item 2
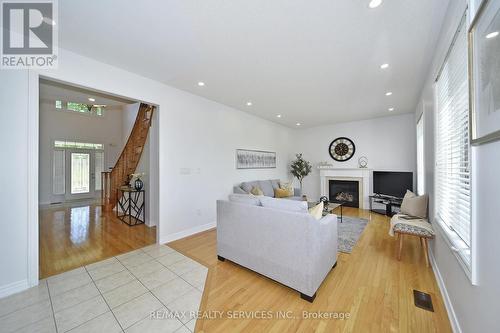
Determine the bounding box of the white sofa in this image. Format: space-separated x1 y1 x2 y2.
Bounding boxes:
216 197 338 302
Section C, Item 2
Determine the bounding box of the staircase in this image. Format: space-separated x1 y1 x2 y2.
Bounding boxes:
102 103 155 210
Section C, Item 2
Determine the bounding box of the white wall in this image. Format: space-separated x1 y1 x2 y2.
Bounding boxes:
0 71 30 296
38 101 124 204
292 113 417 201
0 48 294 294
415 0 500 331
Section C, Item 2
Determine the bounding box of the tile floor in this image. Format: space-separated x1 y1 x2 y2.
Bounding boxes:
0 244 208 333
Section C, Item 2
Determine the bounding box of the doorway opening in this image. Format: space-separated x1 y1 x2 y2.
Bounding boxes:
38 78 158 279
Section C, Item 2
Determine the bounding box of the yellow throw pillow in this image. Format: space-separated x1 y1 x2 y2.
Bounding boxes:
279 182 294 197
250 186 264 196
274 188 291 198
309 201 324 220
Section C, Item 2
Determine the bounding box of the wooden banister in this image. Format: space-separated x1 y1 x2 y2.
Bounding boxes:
101 103 154 210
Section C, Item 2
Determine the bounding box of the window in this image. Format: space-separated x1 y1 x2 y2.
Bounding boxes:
94 151 104 191
52 150 65 195
435 14 472 274
54 140 104 150
55 100 105 116
416 114 424 195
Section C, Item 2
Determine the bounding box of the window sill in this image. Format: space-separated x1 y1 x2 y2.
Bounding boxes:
433 219 476 285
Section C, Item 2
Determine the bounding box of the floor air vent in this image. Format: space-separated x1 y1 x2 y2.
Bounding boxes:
413 290 434 312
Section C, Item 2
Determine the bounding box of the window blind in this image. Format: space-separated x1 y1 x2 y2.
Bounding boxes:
435 15 471 258
416 115 424 195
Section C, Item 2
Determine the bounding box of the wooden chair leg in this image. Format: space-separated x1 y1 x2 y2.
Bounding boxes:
422 238 430 267
398 233 403 260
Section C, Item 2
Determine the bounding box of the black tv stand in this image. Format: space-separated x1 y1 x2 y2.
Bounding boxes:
369 194 403 217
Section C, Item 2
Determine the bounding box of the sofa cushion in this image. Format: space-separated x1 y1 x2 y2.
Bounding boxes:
260 196 308 213
259 180 275 197
228 194 261 206
400 190 428 219
241 181 259 193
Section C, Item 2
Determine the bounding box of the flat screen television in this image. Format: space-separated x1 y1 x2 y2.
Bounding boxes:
373 171 413 198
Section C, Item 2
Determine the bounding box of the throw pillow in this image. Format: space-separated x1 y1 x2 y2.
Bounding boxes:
400 190 428 219
279 181 294 197
274 188 291 198
250 186 264 196
309 201 324 220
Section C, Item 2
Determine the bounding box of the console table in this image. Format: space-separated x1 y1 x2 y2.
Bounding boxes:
117 187 145 226
369 195 402 217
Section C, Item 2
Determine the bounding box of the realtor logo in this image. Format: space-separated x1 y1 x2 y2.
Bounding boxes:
1 0 58 68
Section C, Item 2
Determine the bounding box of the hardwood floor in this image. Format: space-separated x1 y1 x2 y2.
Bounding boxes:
168 207 452 333
39 203 156 279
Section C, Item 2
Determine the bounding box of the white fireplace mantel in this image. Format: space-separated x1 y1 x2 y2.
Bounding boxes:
319 168 372 209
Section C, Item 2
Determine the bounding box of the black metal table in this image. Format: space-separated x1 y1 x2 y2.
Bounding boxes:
117 187 145 226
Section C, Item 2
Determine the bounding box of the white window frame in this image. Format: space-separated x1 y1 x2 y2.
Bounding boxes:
433 11 476 284
416 113 425 195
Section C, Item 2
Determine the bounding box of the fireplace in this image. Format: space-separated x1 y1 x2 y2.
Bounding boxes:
329 180 360 208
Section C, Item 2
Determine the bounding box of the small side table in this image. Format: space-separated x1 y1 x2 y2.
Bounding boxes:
117 187 145 226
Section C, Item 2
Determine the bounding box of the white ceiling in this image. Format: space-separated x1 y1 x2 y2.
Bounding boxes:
58 0 450 128
39 79 136 107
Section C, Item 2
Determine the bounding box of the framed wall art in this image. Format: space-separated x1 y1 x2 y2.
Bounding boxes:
236 149 276 169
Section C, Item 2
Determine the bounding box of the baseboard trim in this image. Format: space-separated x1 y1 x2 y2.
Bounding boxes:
0 279 29 299
429 247 462 333
159 222 216 244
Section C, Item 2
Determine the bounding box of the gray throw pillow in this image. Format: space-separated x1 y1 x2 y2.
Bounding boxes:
400 190 428 219
241 181 259 193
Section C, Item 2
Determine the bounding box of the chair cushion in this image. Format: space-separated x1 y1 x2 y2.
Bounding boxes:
393 223 434 238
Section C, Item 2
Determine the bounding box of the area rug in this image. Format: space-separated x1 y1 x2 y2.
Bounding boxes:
337 216 368 253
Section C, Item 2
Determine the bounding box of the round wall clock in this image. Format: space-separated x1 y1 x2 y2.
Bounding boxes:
329 137 356 162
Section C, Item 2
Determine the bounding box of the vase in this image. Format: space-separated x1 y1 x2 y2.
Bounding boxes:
134 178 143 191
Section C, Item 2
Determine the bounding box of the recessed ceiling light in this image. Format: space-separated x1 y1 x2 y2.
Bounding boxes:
388 107 394 111
385 92 393 96
380 63 389 69
88 98 95 102
276 114 282 118
369 0 382 9
486 31 499 39
246 101 252 106
197 81 205 86
296 122 301 126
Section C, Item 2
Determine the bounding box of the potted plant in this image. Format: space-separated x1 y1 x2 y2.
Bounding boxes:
290 153 312 190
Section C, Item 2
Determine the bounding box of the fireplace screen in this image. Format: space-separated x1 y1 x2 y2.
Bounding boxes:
329 180 359 208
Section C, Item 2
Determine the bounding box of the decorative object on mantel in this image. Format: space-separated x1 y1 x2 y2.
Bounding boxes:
290 153 312 190
358 156 368 168
236 149 276 169
329 137 355 162
130 173 145 191
317 161 333 169
469 0 500 145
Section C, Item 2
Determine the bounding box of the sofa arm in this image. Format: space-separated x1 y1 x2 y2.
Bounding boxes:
294 187 302 197
310 214 338 289
233 186 247 194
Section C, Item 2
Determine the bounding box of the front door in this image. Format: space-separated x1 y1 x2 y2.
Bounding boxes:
66 149 95 200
